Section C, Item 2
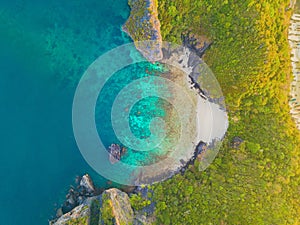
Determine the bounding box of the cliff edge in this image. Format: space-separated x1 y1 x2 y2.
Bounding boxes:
50 188 134 225
123 0 163 62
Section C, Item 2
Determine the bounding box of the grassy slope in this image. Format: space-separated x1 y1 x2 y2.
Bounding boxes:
151 0 300 224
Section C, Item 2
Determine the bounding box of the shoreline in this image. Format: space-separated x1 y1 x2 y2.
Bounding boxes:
50 43 229 224
172 45 228 171
146 42 228 179
50 0 228 223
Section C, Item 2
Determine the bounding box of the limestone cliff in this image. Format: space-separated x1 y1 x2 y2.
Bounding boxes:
50 203 90 225
123 0 163 62
102 189 134 225
50 188 134 225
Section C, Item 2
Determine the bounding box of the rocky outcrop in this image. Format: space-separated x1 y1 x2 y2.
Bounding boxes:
123 0 163 62
232 136 244 149
181 32 212 58
50 203 90 225
58 174 97 215
80 174 95 194
50 187 134 225
102 188 134 225
108 144 122 164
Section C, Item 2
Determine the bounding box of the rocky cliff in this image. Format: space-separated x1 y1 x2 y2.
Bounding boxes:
50 188 134 225
123 0 163 62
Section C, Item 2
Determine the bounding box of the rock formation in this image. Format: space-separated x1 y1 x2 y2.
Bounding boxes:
58 174 97 215
123 0 163 62
181 32 212 58
80 174 95 194
50 203 90 225
102 188 134 225
108 144 121 164
50 188 134 225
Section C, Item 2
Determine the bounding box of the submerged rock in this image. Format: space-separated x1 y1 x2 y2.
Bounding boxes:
123 0 163 62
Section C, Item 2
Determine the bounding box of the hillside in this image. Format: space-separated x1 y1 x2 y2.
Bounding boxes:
149 0 300 224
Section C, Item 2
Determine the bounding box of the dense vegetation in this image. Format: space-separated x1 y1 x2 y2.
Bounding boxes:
148 0 300 224
101 193 115 225
90 200 101 225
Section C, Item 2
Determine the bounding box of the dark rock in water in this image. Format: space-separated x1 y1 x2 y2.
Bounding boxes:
62 204 73 214
56 208 63 218
77 196 84 205
232 136 244 149
108 143 122 164
75 175 81 185
59 174 98 216
79 174 95 193
67 195 75 206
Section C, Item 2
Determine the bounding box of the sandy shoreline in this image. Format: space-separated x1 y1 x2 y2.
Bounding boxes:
153 44 228 180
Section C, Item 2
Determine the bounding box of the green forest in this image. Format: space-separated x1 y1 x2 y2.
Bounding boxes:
141 0 300 224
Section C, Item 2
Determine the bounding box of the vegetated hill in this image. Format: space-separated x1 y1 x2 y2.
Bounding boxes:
148 0 300 224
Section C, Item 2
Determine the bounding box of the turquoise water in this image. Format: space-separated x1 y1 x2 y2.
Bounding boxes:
0 0 145 224
96 62 180 167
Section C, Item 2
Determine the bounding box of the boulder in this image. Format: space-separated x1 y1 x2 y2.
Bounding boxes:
80 174 95 193
108 144 121 164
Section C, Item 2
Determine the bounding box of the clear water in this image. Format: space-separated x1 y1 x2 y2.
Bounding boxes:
0 0 168 224
96 62 180 167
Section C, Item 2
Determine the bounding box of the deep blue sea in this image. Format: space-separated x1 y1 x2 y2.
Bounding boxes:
0 0 134 224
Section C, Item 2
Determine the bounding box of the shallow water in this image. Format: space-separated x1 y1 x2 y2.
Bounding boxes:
96 62 179 167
